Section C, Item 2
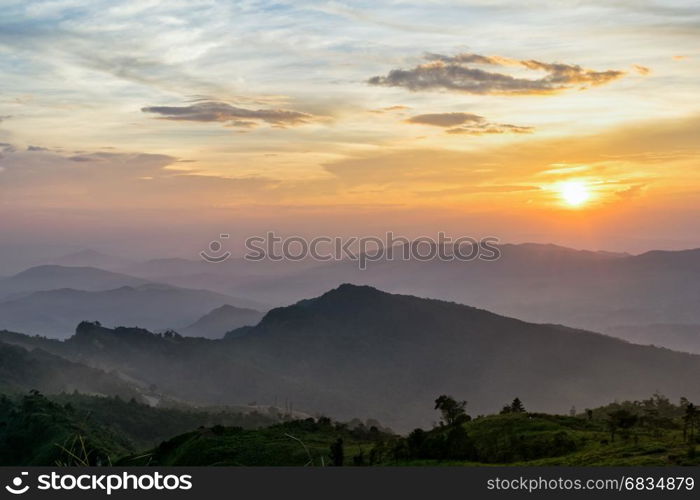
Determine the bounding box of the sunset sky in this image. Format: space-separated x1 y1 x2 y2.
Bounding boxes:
1 0 699 260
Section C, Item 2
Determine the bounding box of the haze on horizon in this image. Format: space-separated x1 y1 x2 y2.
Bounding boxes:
1 0 699 263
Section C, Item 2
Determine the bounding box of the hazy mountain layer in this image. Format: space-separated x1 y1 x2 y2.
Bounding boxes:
0 265 149 300
0 284 247 337
182 304 264 338
226 244 700 339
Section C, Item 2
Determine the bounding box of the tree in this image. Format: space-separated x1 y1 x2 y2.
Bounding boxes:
510 398 526 413
352 448 366 466
434 395 468 426
369 441 385 465
445 425 474 460
607 409 638 442
501 398 526 414
407 428 427 457
329 438 344 466
683 403 698 443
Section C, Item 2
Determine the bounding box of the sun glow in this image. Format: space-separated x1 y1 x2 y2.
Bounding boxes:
559 181 591 207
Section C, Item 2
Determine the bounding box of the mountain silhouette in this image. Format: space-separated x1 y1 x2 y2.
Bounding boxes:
49 250 133 271
224 244 700 344
182 304 264 338
0 284 248 337
0 265 148 300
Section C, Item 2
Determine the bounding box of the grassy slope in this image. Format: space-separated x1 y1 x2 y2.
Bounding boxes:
119 420 386 466
395 413 699 466
0 392 133 465
0 392 288 466
118 412 700 467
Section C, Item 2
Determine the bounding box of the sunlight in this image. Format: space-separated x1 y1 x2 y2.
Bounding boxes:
559 181 591 207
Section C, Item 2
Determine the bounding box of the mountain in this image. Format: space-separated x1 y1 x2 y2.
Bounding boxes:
0 265 148 300
181 305 264 339
0 284 248 337
0 340 143 399
122 256 321 299
5 285 700 430
49 249 133 271
606 324 700 355
226 244 700 347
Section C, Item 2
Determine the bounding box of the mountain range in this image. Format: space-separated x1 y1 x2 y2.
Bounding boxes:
0 265 148 300
0 265 264 337
4 284 700 430
222 244 700 346
4 243 700 351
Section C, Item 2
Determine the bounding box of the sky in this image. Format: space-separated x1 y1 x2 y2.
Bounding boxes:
0 0 699 262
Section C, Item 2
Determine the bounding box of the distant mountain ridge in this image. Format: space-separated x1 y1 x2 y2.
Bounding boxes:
0 283 251 337
0 339 144 399
49 249 133 271
182 305 264 339
223 243 700 339
8 243 700 351
0 265 149 300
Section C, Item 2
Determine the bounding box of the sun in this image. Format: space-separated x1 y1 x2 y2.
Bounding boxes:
559 181 591 207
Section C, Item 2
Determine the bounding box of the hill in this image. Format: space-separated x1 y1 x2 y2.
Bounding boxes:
119 419 390 466
388 394 700 466
0 284 248 337
5 285 700 430
3 390 699 466
0 340 143 400
121 256 318 300
226 244 700 347
606 324 700 355
0 392 132 466
0 265 148 300
49 250 133 271
0 392 286 466
121 393 700 467
182 305 264 339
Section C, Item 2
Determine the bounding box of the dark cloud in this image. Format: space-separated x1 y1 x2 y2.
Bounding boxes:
27 145 50 152
368 52 627 95
406 112 483 127
141 101 314 127
406 112 534 135
0 143 16 153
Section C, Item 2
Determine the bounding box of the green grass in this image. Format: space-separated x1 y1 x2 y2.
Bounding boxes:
119 420 384 466
390 413 700 466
